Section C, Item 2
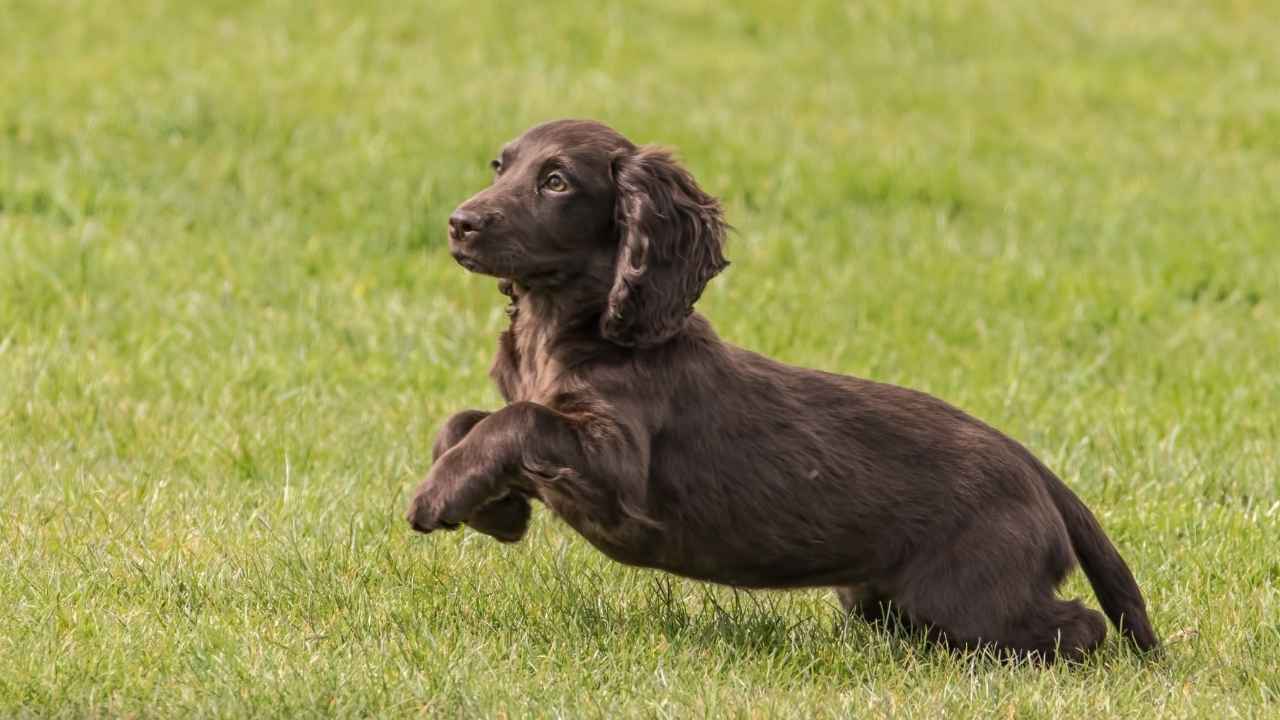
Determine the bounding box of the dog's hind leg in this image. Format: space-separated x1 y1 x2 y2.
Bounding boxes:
890 509 1107 662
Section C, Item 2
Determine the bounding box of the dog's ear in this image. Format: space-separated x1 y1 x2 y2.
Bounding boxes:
602 146 728 348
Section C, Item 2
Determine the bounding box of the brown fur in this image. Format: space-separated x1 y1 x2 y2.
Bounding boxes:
407 119 1158 662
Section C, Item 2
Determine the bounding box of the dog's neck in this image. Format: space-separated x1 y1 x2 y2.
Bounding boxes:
494 278 617 399
500 278 609 339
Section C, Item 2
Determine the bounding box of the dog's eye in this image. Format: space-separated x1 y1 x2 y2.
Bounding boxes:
490 159 501 173
542 173 568 192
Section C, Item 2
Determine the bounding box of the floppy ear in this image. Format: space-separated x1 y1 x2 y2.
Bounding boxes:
602 146 729 347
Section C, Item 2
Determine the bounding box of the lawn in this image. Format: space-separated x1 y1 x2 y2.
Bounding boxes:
2 0 1278 716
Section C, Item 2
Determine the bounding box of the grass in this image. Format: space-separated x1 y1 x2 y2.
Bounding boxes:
2 0 1279 716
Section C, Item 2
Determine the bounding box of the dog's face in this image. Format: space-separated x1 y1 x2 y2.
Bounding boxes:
448 119 729 347
447 119 630 287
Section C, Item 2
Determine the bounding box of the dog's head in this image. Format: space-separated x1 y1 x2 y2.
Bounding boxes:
448 119 728 347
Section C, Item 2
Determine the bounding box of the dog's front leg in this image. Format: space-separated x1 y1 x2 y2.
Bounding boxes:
407 401 595 534
430 409 491 461
407 401 654 554
425 409 532 542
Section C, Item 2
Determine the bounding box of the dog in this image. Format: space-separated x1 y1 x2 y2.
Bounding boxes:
406 119 1158 661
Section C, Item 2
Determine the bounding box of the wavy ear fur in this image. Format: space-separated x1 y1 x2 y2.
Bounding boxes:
602 146 729 348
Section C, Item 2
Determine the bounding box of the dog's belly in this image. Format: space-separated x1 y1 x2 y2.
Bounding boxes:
583 521 877 590
670 564 866 590
577 534 862 589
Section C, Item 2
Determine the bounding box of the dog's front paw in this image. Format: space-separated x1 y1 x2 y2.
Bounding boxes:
405 490 461 535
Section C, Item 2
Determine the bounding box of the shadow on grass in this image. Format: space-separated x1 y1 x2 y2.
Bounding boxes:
502 556 1157 679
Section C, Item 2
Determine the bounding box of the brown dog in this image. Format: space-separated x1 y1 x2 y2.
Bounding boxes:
407 119 1158 661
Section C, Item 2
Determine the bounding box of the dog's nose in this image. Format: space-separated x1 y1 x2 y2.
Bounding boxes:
448 208 486 242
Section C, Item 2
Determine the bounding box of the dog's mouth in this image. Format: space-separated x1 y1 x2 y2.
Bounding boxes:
451 250 567 293
451 250 488 275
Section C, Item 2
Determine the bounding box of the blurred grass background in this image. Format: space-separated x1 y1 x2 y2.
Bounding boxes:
2 0 1278 716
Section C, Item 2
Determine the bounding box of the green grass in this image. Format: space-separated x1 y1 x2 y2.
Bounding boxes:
3 0 1279 716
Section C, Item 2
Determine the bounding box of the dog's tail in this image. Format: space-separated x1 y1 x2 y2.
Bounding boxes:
1042 465 1159 652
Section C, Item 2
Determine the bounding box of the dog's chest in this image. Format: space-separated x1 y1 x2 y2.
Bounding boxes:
490 327 564 405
